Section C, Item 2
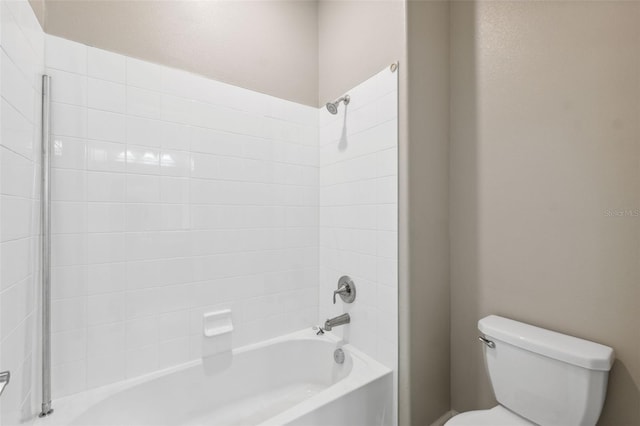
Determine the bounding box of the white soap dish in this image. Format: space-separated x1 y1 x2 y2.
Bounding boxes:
203 309 233 337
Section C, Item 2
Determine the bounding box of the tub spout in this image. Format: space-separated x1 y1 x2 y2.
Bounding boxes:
323 313 350 331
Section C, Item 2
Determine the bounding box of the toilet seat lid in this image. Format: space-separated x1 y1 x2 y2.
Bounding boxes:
445 406 534 426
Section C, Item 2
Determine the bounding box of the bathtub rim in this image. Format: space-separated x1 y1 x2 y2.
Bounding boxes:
36 328 392 426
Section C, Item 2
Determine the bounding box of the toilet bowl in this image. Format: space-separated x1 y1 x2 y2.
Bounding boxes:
446 406 532 426
445 315 614 426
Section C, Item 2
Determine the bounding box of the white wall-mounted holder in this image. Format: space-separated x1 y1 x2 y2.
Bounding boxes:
203 309 233 337
202 309 233 359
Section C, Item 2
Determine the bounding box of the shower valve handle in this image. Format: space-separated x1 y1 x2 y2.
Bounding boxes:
0 371 9 397
333 276 356 304
333 286 349 304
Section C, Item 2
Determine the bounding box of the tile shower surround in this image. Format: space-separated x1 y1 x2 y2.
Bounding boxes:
0 16 397 404
46 34 319 395
318 68 398 417
0 0 45 423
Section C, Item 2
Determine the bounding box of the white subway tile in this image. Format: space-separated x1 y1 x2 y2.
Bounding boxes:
52 136 87 170
125 317 158 349
160 122 191 151
48 68 87 107
127 86 161 119
376 176 397 204
161 94 192 124
160 150 190 177
88 78 126 113
2 51 35 120
2 99 35 159
87 322 125 358
190 127 244 157
126 174 160 203
87 352 125 388
158 310 189 341
52 201 87 234
0 238 31 290
158 337 190 368
88 48 126 83
52 360 87 397
0 278 32 337
190 153 219 180
88 109 125 142
2 1 40 81
125 204 162 231
0 147 34 197
126 116 163 147
126 145 160 175
87 293 126 326
0 196 32 242
52 329 86 365
87 203 126 233
191 229 243 256
126 288 159 319
125 233 191 263
87 232 126 264
46 35 87 74
87 262 126 295
52 102 86 138
87 140 126 172
51 233 87 267
125 345 159 378
126 57 162 91
160 177 189 204
52 265 87 299
87 171 126 202
52 297 86 332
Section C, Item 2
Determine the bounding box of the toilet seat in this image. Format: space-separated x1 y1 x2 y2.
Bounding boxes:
445 406 534 426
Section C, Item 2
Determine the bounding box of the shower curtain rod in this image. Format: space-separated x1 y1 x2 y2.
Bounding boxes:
39 74 53 418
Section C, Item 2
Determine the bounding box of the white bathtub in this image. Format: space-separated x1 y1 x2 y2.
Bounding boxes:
36 329 393 426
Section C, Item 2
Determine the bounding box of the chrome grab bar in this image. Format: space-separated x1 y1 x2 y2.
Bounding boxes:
0 371 10 396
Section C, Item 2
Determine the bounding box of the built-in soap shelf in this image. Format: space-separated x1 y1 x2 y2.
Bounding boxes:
203 309 233 337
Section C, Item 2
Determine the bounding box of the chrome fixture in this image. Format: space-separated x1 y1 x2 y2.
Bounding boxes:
0 371 10 396
39 75 54 418
313 326 325 336
333 348 345 364
325 94 350 115
333 276 356 304
478 336 495 349
324 313 350 331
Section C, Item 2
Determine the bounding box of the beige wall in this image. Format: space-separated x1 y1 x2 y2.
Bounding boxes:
450 2 640 425
31 0 318 106
318 0 404 106
32 0 408 108
402 1 451 425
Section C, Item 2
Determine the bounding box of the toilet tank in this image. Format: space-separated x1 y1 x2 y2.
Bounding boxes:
478 315 614 426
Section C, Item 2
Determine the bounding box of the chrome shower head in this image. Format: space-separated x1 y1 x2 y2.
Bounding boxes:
325 95 350 115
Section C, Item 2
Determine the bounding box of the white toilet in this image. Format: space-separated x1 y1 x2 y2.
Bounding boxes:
446 315 615 426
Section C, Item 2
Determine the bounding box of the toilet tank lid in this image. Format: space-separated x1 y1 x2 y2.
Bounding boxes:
478 315 614 371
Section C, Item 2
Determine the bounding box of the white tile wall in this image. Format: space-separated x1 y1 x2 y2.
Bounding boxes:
318 67 398 403
45 35 320 396
0 0 45 424
1 6 398 418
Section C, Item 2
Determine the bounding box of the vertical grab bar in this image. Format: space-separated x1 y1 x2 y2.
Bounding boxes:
39 75 53 418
